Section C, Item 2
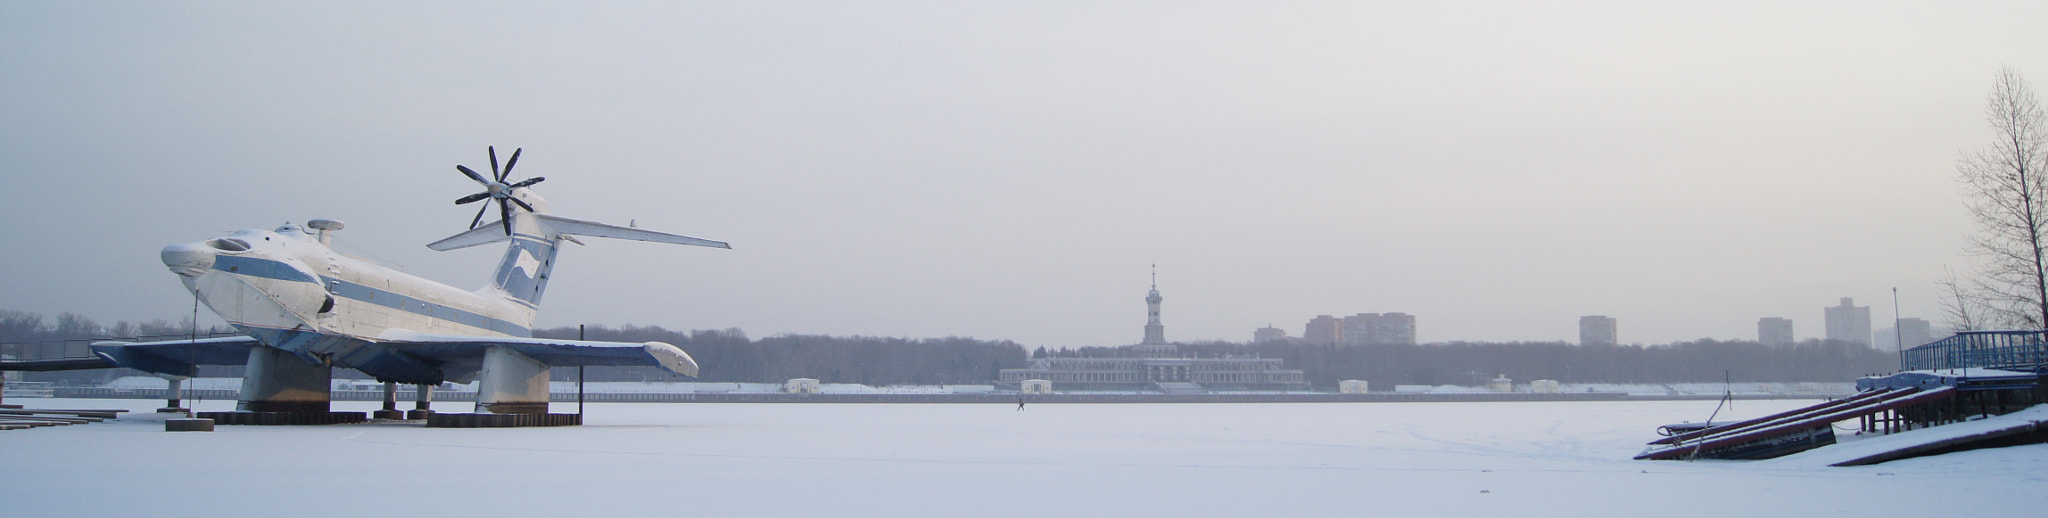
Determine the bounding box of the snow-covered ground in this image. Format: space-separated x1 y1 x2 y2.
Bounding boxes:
4 398 2042 517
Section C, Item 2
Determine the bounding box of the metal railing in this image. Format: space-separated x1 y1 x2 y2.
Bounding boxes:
1900 330 2048 373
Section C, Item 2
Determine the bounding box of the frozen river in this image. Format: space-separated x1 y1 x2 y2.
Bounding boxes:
4 398 2042 517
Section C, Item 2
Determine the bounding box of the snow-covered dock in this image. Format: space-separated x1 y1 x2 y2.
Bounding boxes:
1815 404 2048 466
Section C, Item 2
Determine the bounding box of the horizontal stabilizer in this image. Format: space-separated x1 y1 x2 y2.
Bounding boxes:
377 330 699 377
427 224 512 251
428 215 728 251
86 336 261 377
536 214 730 249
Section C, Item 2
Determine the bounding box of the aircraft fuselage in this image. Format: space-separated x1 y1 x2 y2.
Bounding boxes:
161 221 535 382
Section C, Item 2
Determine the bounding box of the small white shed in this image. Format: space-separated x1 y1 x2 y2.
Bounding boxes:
1338 380 1370 394
1489 374 1514 393
1020 379 1053 394
783 378 821 394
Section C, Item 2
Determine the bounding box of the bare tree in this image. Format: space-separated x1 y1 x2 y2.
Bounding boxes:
1958 67 2048 329
1936 266 1987 332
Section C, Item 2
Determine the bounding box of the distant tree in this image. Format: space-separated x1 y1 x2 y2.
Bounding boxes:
0 309 43 342
1956 67 2048 329
51 313 102 339
1937 266 1990 332
138 319 187 336
108 321 136 338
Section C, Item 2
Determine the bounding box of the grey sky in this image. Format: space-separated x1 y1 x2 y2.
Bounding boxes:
4 1 2045 347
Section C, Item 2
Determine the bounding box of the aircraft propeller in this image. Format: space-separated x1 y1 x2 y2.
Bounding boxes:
453 146 545 235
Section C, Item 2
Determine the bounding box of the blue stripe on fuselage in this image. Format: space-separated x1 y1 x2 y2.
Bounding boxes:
213 255 317 283
320 276 529 336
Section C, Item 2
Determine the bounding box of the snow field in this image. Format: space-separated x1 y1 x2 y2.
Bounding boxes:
2 398 2042 517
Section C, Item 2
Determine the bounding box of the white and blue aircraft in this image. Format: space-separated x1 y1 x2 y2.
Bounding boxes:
90 147 727 416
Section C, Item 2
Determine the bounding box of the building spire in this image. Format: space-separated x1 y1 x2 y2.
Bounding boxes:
1141 264 1166 348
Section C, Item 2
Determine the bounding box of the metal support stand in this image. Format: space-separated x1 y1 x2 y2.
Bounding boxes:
406 383 435 420
156 377 190 415
374 381 404 420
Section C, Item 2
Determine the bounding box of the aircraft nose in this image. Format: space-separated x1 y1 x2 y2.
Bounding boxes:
161 242 216 276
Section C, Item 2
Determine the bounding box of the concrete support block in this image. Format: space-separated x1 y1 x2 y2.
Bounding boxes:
425 412 582 428
237 346 332 414
475 346 549 415
197 411 367 425
166 418 215 432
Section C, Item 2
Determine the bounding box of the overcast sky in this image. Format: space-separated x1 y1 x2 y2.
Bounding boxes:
5 1 2048 347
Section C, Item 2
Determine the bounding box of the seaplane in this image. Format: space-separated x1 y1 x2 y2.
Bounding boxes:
65 147 728 422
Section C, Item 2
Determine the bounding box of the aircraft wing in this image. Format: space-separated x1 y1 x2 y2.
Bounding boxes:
85 336 262 377
377 330 699 378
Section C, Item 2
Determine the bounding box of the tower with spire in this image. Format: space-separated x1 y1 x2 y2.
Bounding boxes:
997 264 1310 391
1134 264 1174 356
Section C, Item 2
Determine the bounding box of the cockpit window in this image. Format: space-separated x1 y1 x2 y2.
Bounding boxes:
206 238 252 252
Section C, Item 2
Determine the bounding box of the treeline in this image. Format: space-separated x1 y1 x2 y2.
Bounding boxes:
4 309 1902 386
533 324 1031 386
554 325 1894 386
0 309 223 344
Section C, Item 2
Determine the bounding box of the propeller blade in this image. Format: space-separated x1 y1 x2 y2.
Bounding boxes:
503 148 522 179
510 176 545 188
489 146 503 181
506 196 535 213
469 204 488 230
499 202 513 235
456 192 491 205
456 165 487 185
